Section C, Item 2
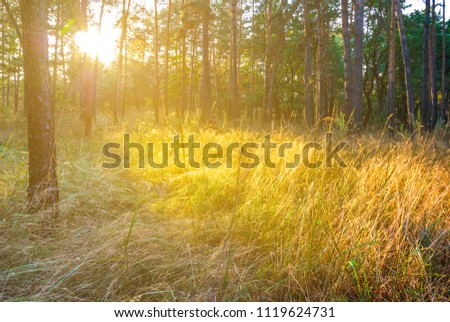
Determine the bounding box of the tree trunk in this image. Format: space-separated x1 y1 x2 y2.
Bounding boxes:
180 8 187 119
229 0 239 121
263 0 273 123
249 0 255 122
387 0 396 134
164 0 171 120
303 0 314 127
188 29 197 113
395 0 416 131
200 2 212 121
421 0 431 130
353 0 365 130
114 0 130 125
342 0 353 120
21 0 59 212
442 0 447 123
80 0 94 136
154 0 160 123
92 0 106 120
316 1 328 126
52 3 60 107
429 0 438 130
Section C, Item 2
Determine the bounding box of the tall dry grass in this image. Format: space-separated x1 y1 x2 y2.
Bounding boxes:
0 111 449 301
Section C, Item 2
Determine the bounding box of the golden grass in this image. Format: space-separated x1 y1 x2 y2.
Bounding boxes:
0 111 449 301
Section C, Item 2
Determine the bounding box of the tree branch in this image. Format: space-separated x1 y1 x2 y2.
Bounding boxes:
1 0 22 45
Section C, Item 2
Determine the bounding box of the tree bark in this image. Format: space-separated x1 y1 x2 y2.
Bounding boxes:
200 1 212 121
180 4 187 119
92 0 106 121
21 0 59 212
229 0 239 121
442 0 447 123
387 0 396 134
429 0 438 130
154 0 160 123
263 0 273 123
114 0 130 125
353 0 365 130
80 0 94 136
421 0 431 130
342 0 353 120
249 0 255 122
164 0 171 119
303 0 314 127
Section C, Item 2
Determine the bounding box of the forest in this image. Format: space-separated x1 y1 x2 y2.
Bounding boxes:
0 0 449 301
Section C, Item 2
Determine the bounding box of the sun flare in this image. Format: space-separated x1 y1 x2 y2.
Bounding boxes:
74 29 118 66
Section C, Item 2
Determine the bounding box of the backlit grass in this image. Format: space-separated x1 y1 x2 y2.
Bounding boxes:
0 111 449 301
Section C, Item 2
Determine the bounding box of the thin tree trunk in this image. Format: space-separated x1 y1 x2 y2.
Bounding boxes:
164 0 171 119
263 0 273 123
316 1 327 125
180 11 187 119
200 1 212 121
154 0 160 123
188 29 197 113
249 0 255 122
21 0 59 212
114 0 129 124
303 0 314 127
395 0 416 131
353 0 365 130
92 0 106 120
342 0 353 120
429 0 438 130
1 6 5 110
13 69 19 113
52 4 60 108
229 0 238 121
421 0 431 130
442 0 447 123
387 0 396 134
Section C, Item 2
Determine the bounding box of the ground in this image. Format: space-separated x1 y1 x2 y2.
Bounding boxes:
0 111 449 301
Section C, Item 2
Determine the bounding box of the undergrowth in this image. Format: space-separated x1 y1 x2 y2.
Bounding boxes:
0 111 449 301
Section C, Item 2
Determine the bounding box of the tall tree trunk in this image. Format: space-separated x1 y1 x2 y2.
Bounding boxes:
180 13 187 119
188 29 197 113
229 0 238 121
342 0 353 120
153 0 160 123
200 1 212 121
316 1 328 126
421 0 431 130
164 0 171 120
249 0 255 122
429 0 438 130
114 0 129 125
92 0 106 120
80 0 95 136
21 0 59 211
1 6 5 110
52 3 60 107
353 0 365 130
304 0 314 127
387 0 396 134
263 0 273 123
395 0 416 131
13 69 19 113
442 0 447 123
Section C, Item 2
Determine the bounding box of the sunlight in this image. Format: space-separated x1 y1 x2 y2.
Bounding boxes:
74 29 118 66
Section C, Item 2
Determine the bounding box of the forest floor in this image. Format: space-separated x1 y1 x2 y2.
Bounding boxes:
0 111 449 301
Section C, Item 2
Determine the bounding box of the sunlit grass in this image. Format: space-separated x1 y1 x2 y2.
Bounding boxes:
0 111 449 301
